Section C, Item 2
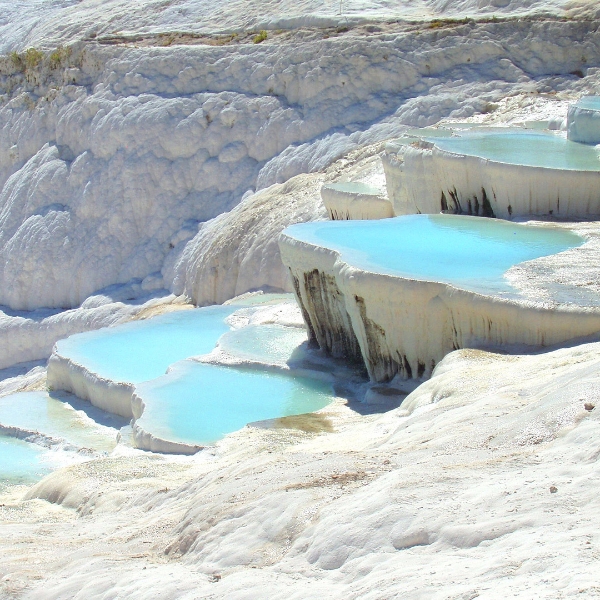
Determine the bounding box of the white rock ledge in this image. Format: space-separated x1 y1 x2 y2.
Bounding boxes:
567 98 600 144
320 183 393 220
47 353 135 419
383 142 600 219
131 419 203 455
279 229 600 382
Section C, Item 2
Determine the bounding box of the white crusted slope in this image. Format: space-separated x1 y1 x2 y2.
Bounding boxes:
1 19 599 310
2 340 599 598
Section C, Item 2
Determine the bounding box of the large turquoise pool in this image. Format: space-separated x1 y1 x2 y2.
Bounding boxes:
55 306 237 384
284 214 583 294
134 361 335 446
426 129 600 171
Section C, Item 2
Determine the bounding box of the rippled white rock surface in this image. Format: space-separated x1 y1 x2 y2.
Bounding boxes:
0 17 599 309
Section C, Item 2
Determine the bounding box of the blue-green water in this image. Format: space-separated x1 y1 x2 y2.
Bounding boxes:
56 306 237 383
218 324 308 366
575 96 600 111
0 391 117 452
134 361 334 446
284 214 582 294
426 129 600 171
0 435 50 488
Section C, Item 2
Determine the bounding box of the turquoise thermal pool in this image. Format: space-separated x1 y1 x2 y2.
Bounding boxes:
0 391 117 453
0 435 50 488
284 214 583 294
134 361 334 446
217 324 309 366
55 306 237 384
425 129 600 171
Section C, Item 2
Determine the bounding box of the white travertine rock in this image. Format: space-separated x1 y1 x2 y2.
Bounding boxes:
8 338 600 598
567 97 600 143
0 20 599 310
383 141 600 219
1 0 598 54
165 173 327 306
321 182 393 220
279 221 600 382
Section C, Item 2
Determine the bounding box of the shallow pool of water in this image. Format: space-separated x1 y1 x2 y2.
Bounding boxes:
56 306 238 384
575 96 600 111
0 435 50 488
426 129 600 171
0 391 117 452
134 361 335 446
284 214 583 294
217 324 308 366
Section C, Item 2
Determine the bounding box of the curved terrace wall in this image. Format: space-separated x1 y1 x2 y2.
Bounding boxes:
383 138 600 219
279 219 600 382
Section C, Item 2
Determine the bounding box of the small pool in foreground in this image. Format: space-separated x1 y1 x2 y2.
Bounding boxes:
0 435 50 488
134 361 334 446
217 324 309 366
0 391 117 453
424 129 600 171
284 214 583 295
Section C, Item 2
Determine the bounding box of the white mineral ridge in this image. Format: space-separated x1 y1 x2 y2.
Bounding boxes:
1 0 598 53
1 18 599 310
1 340 599 598
165 173 327 306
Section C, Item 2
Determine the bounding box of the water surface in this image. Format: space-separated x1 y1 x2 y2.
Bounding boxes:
284 214 582 295
575 96 600 111
0 435 50 489
217 324 308 366
56 306 237 383
0 391 117 452
426 129 600 171
134 361 335 446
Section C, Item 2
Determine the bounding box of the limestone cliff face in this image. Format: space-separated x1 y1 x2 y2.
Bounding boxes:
383 142 600 219
279 227 600 382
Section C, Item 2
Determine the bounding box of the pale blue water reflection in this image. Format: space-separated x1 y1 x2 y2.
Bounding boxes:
0 391 117 452
218 324 308 366
284 214 582 294
427 129 600 171
0 435 50 488
55 306 237 383
135 361 334 446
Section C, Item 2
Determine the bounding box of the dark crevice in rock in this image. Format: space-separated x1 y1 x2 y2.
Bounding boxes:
291 270 318 347
354 294 399 381
300 269 364 364
481 187 495 218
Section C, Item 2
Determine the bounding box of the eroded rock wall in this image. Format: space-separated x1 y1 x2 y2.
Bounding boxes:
383 143 600 219
280 231 600 382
